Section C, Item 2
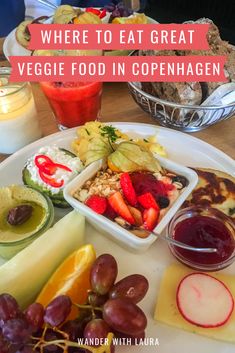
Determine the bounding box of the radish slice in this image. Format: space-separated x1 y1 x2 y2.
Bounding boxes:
176 273 234 328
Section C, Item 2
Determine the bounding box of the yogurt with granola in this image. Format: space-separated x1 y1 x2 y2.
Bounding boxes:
74 167 188 237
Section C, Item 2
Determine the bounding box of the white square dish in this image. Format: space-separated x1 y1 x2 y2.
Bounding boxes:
64 157 198 253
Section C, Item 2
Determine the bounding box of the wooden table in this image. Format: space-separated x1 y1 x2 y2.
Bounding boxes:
0 38 234 162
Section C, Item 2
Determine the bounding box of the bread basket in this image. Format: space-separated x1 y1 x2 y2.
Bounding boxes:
127 51 235 132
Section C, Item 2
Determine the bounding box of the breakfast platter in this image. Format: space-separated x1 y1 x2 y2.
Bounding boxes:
0 122 234 353
1 0 235 350
3 3 157 58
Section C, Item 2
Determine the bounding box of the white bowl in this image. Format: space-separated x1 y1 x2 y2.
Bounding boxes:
64 157 198 253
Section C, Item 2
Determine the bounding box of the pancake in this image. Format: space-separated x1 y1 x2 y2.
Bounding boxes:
183 168 235 219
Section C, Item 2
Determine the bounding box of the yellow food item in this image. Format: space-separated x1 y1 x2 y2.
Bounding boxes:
107 157 122 172
72 122 167 166
155 264 235 343
73 12 102 24
53 4 76 18
37 244 96 320
53 5 77 24
112 13 148 24
134 136 167 157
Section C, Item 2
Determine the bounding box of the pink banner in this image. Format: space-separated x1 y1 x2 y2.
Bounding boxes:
10 55 227 82
28 24 210 50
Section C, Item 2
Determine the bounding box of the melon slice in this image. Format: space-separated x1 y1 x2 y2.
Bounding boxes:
0 211 85 309
176 273 234 328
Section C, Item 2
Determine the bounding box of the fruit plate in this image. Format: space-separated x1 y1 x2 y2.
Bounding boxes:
3 16 157 59
0 122 235 353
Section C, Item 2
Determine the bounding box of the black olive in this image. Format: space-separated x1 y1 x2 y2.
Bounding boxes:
158 196 170 209
171 175 188 188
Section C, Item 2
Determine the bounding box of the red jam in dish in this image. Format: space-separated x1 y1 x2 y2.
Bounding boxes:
173 215 235 265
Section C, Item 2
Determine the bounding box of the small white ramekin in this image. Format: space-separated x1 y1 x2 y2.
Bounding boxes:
64 157 198 253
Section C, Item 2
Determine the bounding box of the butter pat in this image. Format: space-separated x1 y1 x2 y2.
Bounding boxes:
155 264 235 343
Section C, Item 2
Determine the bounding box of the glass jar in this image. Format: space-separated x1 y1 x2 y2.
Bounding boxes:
0 67 42 154
167 206 235 271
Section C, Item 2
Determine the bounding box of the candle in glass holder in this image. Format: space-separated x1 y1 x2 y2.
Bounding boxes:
0 67 42 154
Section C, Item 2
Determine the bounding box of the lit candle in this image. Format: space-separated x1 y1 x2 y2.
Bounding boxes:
0 68 42 154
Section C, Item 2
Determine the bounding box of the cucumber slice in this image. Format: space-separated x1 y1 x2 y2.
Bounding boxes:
22 148 78 208
52 198 71 209
22 167 64 201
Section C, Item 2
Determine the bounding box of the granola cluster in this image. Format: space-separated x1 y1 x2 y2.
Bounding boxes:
74 169 121 202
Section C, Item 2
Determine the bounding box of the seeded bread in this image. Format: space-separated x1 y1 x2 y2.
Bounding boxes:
151 82 202 106
140 18 235 103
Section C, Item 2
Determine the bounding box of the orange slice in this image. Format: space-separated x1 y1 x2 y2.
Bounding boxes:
37 244 96 320
107 156 121 172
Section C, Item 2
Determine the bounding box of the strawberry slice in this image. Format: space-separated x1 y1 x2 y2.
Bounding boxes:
143 207 159 231
105 202 117 220
138 192 160 210
85 195 107 215
108 192 135 225
120 173 138 206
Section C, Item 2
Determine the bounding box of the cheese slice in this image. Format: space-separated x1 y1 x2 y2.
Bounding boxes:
155 264 235 343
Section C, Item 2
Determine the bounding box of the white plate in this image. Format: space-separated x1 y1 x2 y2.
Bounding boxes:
3 16 157 59
0 123 235 353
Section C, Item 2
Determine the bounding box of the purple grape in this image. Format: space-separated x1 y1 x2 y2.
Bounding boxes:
91 254 118 296
61 307 95 342
43 329 63 353
0 336 9 353
83 319 111 347
117 7 124 16
114 330 145 344
103 4 116 12
109 274 149 304
61 320 84 341
111 8 121 18
123 8 133 16
25 303 44 331
0 294 19 323
88 292 108 307
103 299 147 335
67 342 87 353
16 346 35 353
2 318 32 344
44 295 72 327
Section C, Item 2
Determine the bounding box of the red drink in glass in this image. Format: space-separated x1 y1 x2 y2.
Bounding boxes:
40 81 102 129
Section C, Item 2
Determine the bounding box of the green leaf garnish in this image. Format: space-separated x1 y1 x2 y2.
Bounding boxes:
100 125 118 143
